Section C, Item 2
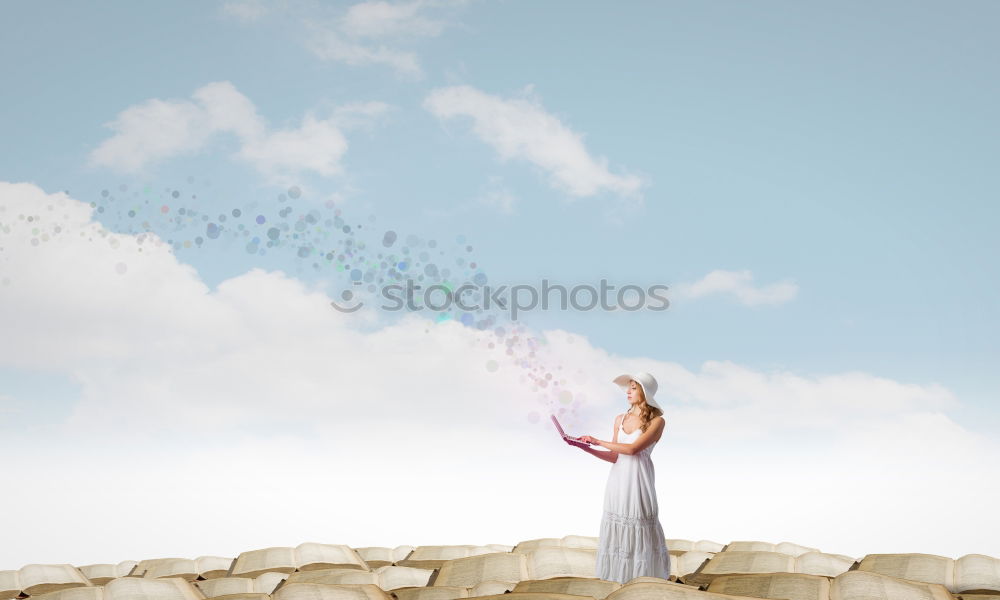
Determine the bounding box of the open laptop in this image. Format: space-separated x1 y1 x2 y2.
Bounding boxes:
551 414 593 445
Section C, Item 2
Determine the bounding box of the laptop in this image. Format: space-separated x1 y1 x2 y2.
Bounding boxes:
551 414 593 445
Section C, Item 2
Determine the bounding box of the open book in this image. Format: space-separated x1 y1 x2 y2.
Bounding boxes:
513 537 599 553
271 582 392 600
702 568 961 600
392 580 516 600
281 566 435 591
433 548 598 588
193 572 288 598
0 564 92 597
684 551 857 585
134 557 234 580
352 547 416 569
77 562 138 585
668 541 727 555
28 576 204 600
229 544 369 578
857 552 1000 593
396 545 514 570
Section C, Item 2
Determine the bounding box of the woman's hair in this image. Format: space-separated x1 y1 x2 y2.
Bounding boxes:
631 380 664 433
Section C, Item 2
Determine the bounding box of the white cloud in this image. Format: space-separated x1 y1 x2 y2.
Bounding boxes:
223 0 467 77
341 0 448 38
672 268 798 306
87 81 389 185
220 0 272 23
303 27 423 77
423 85 646 202
1 181 997 568
477 175 516 214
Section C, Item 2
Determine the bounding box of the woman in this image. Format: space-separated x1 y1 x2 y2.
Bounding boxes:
569 371 670 583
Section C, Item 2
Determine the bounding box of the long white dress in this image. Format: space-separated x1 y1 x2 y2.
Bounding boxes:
595 418 671 583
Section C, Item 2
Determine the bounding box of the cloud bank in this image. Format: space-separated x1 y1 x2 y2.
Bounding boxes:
88 81 390 185
1 181 996 569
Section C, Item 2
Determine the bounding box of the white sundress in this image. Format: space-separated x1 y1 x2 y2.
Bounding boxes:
595 418 671 583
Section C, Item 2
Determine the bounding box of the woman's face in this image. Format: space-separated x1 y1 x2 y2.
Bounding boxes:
628 380 644 406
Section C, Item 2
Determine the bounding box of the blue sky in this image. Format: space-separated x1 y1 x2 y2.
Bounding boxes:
1 0 998 569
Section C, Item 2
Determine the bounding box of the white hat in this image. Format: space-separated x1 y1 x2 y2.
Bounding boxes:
612 371 662 411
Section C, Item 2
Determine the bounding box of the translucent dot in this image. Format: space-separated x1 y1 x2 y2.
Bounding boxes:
486 360 499 373
288 185 302 199
115 262 127 275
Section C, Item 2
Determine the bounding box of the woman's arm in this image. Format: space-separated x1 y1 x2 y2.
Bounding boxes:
580 444 617 463
576 414 622 463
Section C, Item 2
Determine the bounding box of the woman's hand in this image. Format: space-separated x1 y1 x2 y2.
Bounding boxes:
579 435 599 445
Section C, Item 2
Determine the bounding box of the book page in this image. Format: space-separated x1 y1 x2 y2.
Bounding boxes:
795 552 856 578
195 577 256 598
106 576 206 600
194 557 235 578
255 572 288 594
372 565 434 590
77 565 117 583
513 576 620 599
456 593 593 600
694 542 726 554
525 548 598 580
562 537 599 550
955 555 1000 593
354 549 393 566
515 539 567 553
20 564 92 595
724 542 776 553
26 586 105 600
295 543 367 571
284 569 377 586
232 548 297 577
272 582 392 600
606 581 744 600
830 570 954 600
392 546 417 563
206 594 269 600
707 573 831 600
146 559 199 580
135 560 187 579
434 552 528 587
676 551 714 579
776 544 822 558
701 552 797 575
1 570 22 598
391 586 469 600
472 580 519 596
399 546 479 569
857 554 956 591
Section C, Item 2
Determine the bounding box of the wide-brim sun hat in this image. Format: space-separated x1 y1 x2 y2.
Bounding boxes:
612 371 662 411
